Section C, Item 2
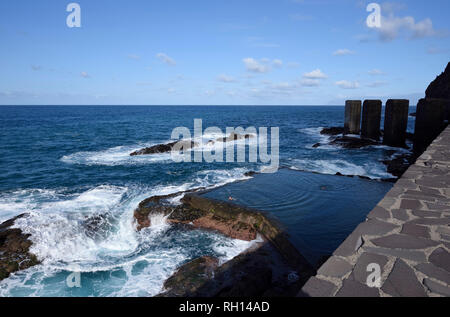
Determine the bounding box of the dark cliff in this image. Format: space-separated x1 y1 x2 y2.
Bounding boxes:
426 62 450 100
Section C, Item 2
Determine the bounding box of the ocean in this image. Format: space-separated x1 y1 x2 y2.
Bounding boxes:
0 106 415 296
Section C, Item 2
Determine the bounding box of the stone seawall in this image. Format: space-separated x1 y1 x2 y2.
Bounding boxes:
300 126 450 297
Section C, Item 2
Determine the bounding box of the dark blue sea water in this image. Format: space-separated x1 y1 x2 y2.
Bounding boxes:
0 106 415 296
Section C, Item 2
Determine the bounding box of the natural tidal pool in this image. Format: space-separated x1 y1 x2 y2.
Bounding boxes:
202 168 393 266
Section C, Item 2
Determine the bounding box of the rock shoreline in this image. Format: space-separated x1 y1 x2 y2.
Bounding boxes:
134 192 314 297
315 126 416 179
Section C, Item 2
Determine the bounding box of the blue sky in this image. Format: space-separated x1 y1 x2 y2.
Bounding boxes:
0 0 449 105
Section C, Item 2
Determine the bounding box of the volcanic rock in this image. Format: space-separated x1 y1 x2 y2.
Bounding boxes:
320 127 344 136
130 140 198 156
0 215 40 281
329 136 379 149
426 62 450 100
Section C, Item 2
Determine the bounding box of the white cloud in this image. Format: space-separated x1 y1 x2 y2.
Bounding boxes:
427 47 450 55
368 69 385 76
128 54 141 60
378 15 435 41
246 37 280 48
273 59 283 67
290 13 313 21
287 62 300 69
243 58 270 73
303 69 327 79
136 82 152 86
300 79 320 87
333 49 355 56
80 72 90 78
335 80 360 89
217 74 237 83
381 2 407 15
156 53 176 66
367 81 388 88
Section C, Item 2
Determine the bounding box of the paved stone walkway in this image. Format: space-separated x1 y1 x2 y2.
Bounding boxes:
301 126 450 297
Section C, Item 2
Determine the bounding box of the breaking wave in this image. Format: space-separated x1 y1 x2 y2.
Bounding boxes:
0 167 256 297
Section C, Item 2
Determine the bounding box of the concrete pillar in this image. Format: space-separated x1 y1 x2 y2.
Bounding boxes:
344 100 361 135
361 100 382 141
413 98 446 154
383 99 409 147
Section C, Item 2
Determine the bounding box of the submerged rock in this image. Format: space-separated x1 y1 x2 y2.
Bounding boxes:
83 213 115 240
130 140 198 156
0 215 40 281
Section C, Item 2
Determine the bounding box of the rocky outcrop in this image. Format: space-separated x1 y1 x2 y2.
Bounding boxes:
158 256 220 297
135 192 314 297
130 133 255 156
244 171 258 177
424 62 450 121
130 140 198 156
426 62 450 100
313 135 379 149
135 193 311 269
159 241 313 297
135 194 258 241
381 153 416 178
0 215 40 281
320 127 344 136
215 132 254 142
329 136 379 149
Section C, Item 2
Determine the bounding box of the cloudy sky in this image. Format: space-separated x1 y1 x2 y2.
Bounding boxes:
0 0 449 105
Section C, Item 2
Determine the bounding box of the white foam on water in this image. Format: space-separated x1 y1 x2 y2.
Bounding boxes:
60 143 173 166
289 159 393 179
148 213 170 230
60 132 259 167
0 167 256 297
300 127 336 149
213 234 264 265
195 168 252 189
0 188 61 223
365 144 412 154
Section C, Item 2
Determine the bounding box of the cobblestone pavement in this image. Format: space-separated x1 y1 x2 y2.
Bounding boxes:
300 126 450 297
